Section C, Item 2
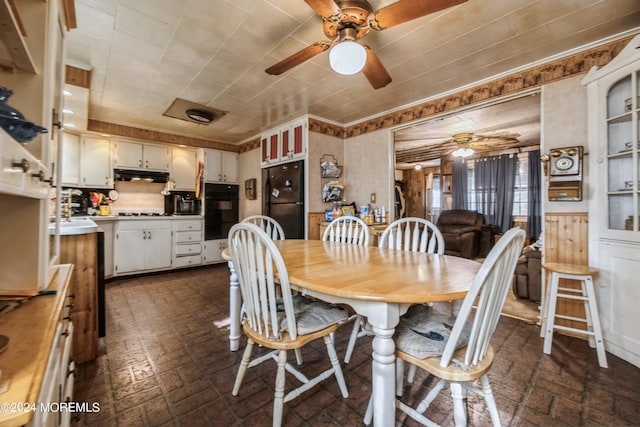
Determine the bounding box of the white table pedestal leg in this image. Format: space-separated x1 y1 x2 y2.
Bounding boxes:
228 260 242 351
367 304 400 427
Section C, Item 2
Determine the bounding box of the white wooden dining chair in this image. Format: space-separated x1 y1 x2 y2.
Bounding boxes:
322 216 370 246
365 227 525 426
228 223 349 427
344 217 445 364
242 215 285 240
378 217 445 254
240 215 306 365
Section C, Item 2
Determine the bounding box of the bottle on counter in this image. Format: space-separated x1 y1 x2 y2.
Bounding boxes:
99 198 111 216
332 201 342 219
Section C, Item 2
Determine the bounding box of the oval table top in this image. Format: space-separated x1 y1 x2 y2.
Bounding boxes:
224 239 481 304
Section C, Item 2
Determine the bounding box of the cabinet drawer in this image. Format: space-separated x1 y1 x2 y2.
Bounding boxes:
176 243 201 256
175 231 202 243
174 219 203 232
174 254 202 267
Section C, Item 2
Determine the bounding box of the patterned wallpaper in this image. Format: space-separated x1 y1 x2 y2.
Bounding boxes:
239 35 631 151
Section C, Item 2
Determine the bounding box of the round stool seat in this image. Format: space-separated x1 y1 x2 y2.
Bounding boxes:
542 262 598 277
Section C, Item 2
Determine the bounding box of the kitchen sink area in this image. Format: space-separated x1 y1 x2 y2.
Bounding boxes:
49 217 98 235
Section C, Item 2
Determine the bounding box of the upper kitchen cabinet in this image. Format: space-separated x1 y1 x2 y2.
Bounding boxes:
583 34 640 368
171 147 197 191
260 117 307 166
114 140 170 171
204 149 237 183
60 133 112 188
81 136 112 188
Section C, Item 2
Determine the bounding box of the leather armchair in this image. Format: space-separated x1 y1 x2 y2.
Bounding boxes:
436 210 485 259
513 246 542 302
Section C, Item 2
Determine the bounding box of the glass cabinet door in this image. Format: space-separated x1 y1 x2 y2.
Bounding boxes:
606 72 638 231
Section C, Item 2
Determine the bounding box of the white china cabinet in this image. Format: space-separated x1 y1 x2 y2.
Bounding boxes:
583 34 640 367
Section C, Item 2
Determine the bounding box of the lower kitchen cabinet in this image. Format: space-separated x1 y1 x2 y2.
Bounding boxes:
114 220 172 275
173 218 203 268
203 239 227 264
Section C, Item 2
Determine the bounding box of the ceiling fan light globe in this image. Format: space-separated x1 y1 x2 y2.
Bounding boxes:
452 147 475 157
329 41 367 75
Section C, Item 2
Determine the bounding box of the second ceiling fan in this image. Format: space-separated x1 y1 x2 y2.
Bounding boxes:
265 0 467 89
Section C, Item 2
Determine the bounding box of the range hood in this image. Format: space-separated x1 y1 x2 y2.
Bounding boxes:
114 168 170 183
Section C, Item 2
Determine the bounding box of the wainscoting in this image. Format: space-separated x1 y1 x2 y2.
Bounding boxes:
544 212 589 335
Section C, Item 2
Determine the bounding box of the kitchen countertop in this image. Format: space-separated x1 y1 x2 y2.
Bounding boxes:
79 215 204 221
0 264 73 427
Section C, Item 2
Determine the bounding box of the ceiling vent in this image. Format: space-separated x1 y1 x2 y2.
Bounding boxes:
163 98 226 126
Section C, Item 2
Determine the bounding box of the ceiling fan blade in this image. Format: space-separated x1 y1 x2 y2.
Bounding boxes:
304 0 343 21
368 0 467 31
265 42 330 75
362 46 392 89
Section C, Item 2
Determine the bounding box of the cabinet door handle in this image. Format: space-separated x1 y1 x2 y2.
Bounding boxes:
139 159 143 167
148 231 152 239
11 158 30 172
143 231 147 239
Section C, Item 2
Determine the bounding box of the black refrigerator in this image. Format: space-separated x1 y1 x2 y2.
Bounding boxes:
263 160 305 239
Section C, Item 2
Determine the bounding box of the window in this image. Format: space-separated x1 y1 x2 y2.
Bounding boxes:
465 152 529 216
512 152 529 216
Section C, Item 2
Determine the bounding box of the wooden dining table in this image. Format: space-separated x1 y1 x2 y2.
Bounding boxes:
222 239 481 427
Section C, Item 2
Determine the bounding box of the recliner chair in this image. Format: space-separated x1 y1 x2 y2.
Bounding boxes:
436 210 485 259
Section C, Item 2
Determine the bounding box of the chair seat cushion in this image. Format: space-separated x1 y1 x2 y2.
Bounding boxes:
395 305 472 359
279 296 348 336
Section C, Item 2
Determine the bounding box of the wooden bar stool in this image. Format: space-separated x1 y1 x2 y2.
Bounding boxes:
541 263 608 368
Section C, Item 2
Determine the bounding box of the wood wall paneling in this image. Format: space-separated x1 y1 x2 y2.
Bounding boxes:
65 65 90 88
59 233 98 364
308 212 326 240
403 169 426 218
544 212 589 337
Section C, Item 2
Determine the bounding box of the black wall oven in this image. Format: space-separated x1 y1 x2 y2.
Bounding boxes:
204 183 239 240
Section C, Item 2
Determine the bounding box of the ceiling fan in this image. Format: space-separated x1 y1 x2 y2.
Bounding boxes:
265 0 467 89
448 132 521 157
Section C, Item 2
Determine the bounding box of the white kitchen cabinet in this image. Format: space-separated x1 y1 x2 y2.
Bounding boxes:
260 117 307 166
173 218 203 268
171 147 198 191
80 136 113 188
30 292 74 427
203 239 227 264
60 131 81 186
114 140 170 170
60 133 112 188
204 149 238 183
583 34 640 367
114 220 172 275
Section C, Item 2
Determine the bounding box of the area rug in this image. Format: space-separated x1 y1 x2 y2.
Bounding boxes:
500 291 539 324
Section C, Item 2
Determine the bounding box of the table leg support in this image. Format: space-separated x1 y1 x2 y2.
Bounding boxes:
365 302 402 427
228 260 242 352
370 325 396 427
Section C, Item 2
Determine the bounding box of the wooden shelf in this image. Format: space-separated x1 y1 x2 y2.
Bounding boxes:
0 0 37 73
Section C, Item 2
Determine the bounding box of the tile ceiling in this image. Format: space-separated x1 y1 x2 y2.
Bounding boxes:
65 0 640 146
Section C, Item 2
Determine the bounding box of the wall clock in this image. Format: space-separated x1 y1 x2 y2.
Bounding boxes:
550 146 581 176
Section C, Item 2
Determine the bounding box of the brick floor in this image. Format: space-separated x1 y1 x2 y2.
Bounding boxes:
72 264 640 426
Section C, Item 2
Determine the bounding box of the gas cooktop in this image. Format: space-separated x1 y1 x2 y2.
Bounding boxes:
117 212 169 217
